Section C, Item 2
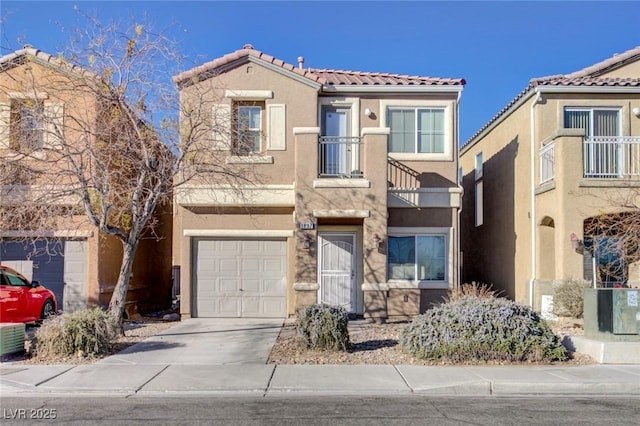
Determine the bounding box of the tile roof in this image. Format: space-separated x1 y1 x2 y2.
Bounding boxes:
174 44 465 88
462 46 640 149
309 68 464 86
0 47 95 80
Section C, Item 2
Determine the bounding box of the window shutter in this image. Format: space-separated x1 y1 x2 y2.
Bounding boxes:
267 104 286 150
44 101 64 149
212 103 231 150
0 102 10 150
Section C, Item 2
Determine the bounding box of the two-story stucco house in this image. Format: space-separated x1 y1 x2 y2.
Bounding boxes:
0 48 172 316
460 46 640 311
173 45 465 321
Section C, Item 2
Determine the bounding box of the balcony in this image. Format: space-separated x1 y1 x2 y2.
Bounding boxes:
539 136 640 183
539 141 555 184
583 136 640 178
318 136 362 178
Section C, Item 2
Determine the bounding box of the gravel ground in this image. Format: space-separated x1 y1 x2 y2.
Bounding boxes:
4 315 593 366
4 317 176 365
267 317 595 366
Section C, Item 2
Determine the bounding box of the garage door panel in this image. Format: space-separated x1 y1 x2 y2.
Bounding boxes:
263 258 285 275
240 258 261 273
194 238 286 318
263 279 286 296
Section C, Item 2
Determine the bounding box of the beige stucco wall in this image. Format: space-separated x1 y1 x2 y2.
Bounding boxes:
175 57 462 319
1 58 173 313
460 95 534 303
462 83 640 307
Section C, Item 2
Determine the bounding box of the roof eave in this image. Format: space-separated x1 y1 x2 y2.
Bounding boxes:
321 85 464 94
461 84 640 155
175 55 323 90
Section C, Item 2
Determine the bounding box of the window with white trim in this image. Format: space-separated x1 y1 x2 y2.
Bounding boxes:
0 98 63 152
388 234 446 281
564 108 620 137
388 108 445 154
475 152 483 227
233 102 263 155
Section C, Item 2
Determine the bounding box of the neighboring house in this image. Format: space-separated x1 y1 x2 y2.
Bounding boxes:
0 48 172 315
173 44 465 321
460 46 640 311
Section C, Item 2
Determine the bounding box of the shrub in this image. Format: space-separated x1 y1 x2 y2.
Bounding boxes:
553 279 591 318
399 296 568 363
447 282 499 302
33 307 119 359
296 303 350 351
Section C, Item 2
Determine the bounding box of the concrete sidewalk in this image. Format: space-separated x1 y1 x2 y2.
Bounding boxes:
1 363 639 397
2 318 639 397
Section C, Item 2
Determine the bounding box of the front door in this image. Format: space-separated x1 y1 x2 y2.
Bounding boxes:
318 233 356 313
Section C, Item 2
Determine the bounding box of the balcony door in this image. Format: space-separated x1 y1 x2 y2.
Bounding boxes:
321 106 350 176
565 108 621 177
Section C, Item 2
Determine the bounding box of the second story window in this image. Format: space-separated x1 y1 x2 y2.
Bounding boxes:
564 108 620 137
11 99 45 151
233 102 263 155
388 108 445 154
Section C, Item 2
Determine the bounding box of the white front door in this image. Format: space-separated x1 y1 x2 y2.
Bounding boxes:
318 233 356 313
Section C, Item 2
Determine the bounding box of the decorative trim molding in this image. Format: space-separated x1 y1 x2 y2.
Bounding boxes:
293 127 320 135
226 155 274 164
313 179 371 189
224 90 273 100
184 229 294 238
293 282 320 291
312 209 370 218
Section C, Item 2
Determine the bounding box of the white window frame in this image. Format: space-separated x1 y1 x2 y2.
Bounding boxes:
475 152 483 227
235 104 263 155
380 99 453 161
387 227 452 289
563 107 622 137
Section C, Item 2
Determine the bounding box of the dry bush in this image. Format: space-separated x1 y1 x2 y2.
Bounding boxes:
553 279 592 318
447 282 498 302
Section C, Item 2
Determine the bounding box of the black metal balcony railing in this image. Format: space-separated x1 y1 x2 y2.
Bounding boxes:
318 136 363 178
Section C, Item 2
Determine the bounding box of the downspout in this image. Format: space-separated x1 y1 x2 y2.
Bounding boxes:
456 89 463 289
529 89 542 308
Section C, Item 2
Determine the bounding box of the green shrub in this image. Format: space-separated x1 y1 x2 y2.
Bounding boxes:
296 303 350 351
553 279 591 318
34 307 119 358
399 296 568 363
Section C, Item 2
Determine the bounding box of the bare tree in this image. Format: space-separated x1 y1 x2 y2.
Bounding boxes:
571 186 640 287
0 14 255 325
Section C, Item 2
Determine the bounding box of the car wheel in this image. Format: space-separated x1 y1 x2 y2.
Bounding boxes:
40 299 55 320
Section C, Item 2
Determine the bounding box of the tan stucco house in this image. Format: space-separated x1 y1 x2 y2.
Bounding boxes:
0 48 173 315
460 46 640 311
173 45 465 321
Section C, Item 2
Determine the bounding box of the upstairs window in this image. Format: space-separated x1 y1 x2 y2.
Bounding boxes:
233 103 263 155
388 108 445 154
564 108 620 137
11 99 45 151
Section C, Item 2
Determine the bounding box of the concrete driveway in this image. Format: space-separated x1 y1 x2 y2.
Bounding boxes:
99 318 284 366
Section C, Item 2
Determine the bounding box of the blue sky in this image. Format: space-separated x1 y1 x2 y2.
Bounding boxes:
2 1 639 143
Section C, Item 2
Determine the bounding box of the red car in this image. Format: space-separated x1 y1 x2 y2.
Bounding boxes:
0 265 57 323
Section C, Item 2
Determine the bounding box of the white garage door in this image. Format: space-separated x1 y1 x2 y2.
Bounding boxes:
193 238 287 318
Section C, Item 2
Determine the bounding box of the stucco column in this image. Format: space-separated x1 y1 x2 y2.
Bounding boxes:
361 127 390 321
554 131 587 281
292 127 320 312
